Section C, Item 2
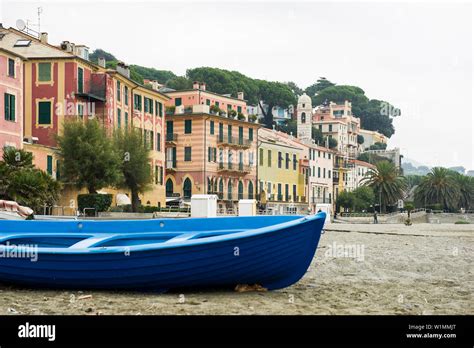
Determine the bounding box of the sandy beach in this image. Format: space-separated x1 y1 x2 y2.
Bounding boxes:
1 223 472 315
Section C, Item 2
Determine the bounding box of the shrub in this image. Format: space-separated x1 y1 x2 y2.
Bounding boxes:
210 105 220 114
228 109 237 118
454 220 470 224
165 106 176 115
78 193 113 215
237 113 246 121
248 114 257 123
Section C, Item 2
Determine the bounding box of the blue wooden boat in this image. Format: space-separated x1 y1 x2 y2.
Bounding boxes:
0 213 325 291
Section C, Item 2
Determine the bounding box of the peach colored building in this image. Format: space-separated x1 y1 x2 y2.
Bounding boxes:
164 84 259 211
0 47 24 156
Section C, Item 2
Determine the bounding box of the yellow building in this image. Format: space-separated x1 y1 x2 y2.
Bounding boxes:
257 128 307 214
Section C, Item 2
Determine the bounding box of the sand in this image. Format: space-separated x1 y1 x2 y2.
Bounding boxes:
1 223 472 315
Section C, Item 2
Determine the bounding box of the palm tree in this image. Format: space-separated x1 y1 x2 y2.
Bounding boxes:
414 167 459 211
360 161 407 213
452 173 474 211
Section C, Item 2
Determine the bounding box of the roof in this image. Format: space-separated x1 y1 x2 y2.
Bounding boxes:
107 70 170 100
0 28 73 59
165 89 247 103
350 159 375 168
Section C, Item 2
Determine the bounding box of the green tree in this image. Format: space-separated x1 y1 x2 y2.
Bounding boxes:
327 137 338 149
257 80 297 128
286 81 303 96
312 127 324 145
56 119 122 194
453 173 474 210
336 190 354 211
305 77 335 101
414 168 460 211
0 147 61 213
361 161 407 213
166 76 193 90
114 128 153 212
352 186 375 211
368 142 387 150
357 134 365 145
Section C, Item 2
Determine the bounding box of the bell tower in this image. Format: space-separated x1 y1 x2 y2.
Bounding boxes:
297 93 312 141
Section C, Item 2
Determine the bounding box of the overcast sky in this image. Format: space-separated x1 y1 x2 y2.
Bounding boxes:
2 0 473 170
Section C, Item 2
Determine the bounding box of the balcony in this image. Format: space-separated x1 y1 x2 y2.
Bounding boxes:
166 160 177 172
311 197 332 204
166 133 178 144
217 162 252 174
75 74 106 102
216 136 252 149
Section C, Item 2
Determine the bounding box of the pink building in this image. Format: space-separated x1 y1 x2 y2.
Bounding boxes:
0 47 24 156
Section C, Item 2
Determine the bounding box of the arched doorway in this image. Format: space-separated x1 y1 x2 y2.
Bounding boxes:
183 178 192 199
248 181 254 199
166 178 174 197
238 181 244 200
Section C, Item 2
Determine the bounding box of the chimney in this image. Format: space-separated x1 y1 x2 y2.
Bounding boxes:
193 81 200 90
116 61 130 78
237 92 244 100
200 82 206 91
40 32 48 44
98 57 106 68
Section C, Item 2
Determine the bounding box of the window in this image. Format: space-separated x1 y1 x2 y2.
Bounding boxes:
156 101 163 116
206 99 210 106
328 170 331 179
158 166 163 185
4 93 15 122
117 109 121 128
301 112 306 124
124 86 129 106
56 160 61 180
124 112 128 127
268 150 272 167
323 168 326 178
278 151 282 168
116 81 121 102
175 98 182 106
259 148 264 165
318 167 321 178
227 180 233 200
248 181 254 199
219 179 223 195
208 147 212 162
185 120 192 134
8 58 15 77
237 106 242 113
166 121 174 140
293 185 297 202
228 125 232 142
238 181 244 200
47 155 53 176
329 124 333 132
14 39 31 47
238 127 243 145
38 101 52 125
249 152 254 166
134 95 142 110
183 178 192 198
218 123 223 141
77 104 84 119
166 179 174 197
144 97 153 113
77 67 83 93
210 121 214 135
249 128 253 141
38 63 51 82
184 147 192 161
157 133 161 151
285 153 289 169
285 184 289 201
293 154 297 170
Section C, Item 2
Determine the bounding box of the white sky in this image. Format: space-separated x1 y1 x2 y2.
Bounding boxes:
1 0 473 170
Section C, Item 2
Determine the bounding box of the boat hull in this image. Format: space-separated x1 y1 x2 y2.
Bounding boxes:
0 214 325 291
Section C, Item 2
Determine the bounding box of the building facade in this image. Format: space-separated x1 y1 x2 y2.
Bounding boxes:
0 47 24 156
164 85 259 211
257 128 307 214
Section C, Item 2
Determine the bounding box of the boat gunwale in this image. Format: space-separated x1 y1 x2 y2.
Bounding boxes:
0 213 325 255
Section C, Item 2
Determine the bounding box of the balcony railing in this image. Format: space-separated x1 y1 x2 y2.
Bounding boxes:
166 160 177 170
166 133 178 143
217 162 252 174
75 74 106 102
216 136 252 148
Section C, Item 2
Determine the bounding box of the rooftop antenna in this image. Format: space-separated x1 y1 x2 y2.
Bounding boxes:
16 7 43 38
